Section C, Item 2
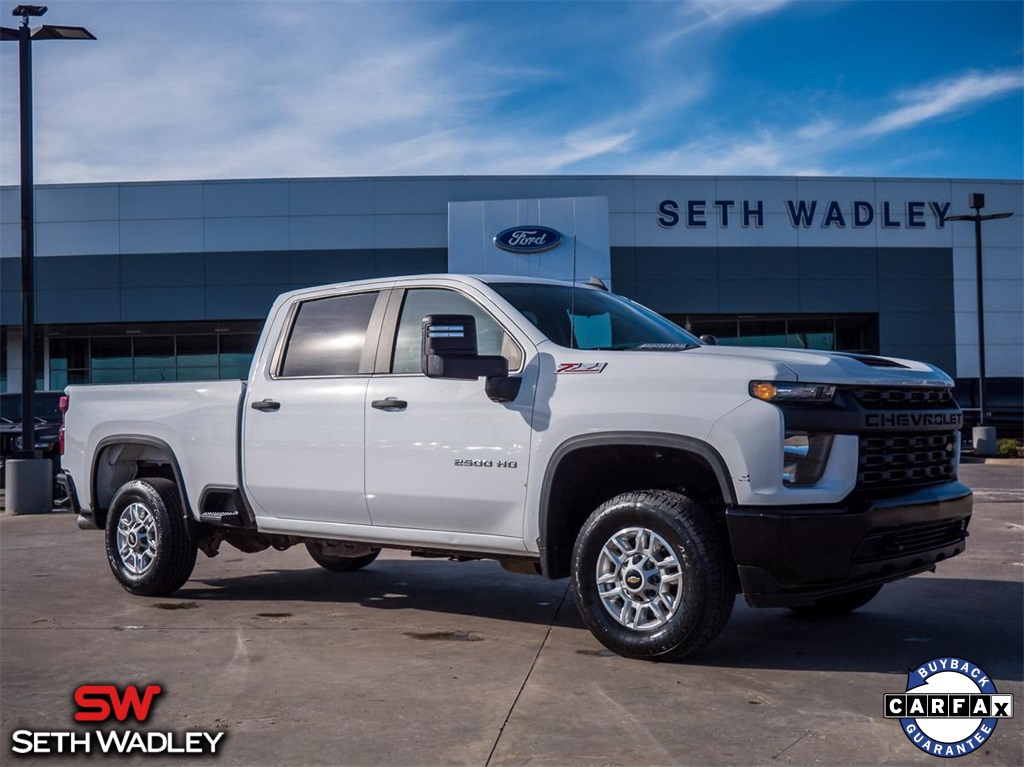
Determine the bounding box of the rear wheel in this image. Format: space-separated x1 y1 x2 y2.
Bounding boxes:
305 541 380 572
105 478 197 596
788 584 882 619
571 489 734 662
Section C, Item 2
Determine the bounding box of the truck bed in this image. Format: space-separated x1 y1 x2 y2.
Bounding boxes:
61 380 245 517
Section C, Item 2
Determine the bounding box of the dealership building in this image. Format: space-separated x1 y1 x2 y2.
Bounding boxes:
1 175 1021 420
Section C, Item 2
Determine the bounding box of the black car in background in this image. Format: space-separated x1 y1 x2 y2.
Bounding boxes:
0 392 64 491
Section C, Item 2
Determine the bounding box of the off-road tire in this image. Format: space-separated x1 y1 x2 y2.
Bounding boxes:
571 489 734 662
105 478 197 596
305 541 380 572
788 584 882 619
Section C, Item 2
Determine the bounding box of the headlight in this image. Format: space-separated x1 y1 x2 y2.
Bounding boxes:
783 432 834 486
751 381 836 403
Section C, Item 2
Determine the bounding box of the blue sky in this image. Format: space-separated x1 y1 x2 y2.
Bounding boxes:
1 0 1021 184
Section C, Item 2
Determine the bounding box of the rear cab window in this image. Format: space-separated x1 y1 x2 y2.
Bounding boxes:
278 291 381 377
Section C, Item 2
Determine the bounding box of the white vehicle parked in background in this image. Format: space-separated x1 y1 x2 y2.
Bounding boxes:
59 275 972 660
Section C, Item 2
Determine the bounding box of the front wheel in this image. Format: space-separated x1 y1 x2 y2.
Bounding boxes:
571 490 734 662
105 478 197 596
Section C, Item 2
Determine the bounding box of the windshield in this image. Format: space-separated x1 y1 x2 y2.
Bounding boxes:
490 283 701 351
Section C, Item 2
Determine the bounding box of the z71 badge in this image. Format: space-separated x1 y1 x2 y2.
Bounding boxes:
556 362 608 374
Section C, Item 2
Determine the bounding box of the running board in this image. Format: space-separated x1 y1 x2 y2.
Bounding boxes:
199 510 247 528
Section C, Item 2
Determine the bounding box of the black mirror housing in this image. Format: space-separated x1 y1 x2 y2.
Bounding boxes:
421 314 509 380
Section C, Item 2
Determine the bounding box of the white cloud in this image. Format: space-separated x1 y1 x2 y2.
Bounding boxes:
0 3 1018 184
861 70 1024 137
656 0 793 47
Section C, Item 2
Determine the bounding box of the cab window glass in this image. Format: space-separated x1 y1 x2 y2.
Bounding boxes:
391 289 522 374
280 292 378 377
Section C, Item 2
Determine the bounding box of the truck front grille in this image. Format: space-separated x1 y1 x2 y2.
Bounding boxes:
857 431 956 490
850 386 954 410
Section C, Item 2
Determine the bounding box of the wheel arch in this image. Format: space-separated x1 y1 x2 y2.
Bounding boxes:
91 435 193 531
538 432 737 579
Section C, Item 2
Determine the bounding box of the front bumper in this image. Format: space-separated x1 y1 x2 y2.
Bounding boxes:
726 481 972 608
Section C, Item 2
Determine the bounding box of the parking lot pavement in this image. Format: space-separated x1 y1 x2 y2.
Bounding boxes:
1 463 1021 766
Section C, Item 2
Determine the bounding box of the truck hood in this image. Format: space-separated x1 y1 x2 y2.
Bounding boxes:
685 346 953 387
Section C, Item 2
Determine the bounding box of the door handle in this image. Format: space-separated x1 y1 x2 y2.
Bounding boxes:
371 398 408 411
251 399 281 412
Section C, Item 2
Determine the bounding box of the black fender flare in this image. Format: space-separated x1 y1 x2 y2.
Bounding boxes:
91 435 193 523
537 432 737 577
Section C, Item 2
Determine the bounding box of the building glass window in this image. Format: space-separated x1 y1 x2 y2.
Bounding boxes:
219 333 260 379
676 314 878 355
90 338 133 384
41 327 261 387
133 336 175 382
737 318 788 348
176 335 219 381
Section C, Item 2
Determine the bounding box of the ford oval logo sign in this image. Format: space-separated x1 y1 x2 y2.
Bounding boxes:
494 226 562 254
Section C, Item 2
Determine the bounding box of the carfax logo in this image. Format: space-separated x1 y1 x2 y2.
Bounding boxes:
884 657 1014 758
10 684 226 756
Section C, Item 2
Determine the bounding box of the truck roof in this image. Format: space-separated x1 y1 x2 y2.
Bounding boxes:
277 273 604 302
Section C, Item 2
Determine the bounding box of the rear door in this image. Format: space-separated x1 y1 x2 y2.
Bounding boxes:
243 289 387 526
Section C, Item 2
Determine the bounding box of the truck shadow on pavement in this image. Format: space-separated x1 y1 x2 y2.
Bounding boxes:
180 559 1023 681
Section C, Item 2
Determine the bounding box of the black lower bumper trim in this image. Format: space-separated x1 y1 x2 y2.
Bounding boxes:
726 481 972 608
57 471 96 530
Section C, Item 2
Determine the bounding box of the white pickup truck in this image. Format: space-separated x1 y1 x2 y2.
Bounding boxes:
60 274 972 660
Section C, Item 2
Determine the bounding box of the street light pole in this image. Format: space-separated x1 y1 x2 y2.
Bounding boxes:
1 5 94 513
946 193 1013 453
17 6 38 457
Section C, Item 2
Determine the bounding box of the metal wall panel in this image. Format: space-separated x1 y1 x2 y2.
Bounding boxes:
36 185 118 223
289 215 375 250
634 280 720 314
36 221 119 257
120 219 204 254
719 280 800 313
35 255 119 291
289 250 378 287
204 217 289 252
122 287 206 322
36 289 120 324
798 280 878 313
204 284 282 321
119 183 203 220
121 253 205 288
289 179 375 216
206 251 289 286
204 181 288 218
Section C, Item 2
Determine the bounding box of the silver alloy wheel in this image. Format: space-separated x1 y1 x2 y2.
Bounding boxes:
116 502 159 576
595 526 684 631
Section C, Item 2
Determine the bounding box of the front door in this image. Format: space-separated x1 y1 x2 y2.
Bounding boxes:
364 287 535 539
243 289 386 526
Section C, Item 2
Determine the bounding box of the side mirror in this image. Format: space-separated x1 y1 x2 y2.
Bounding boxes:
421 315 509 380
699 334 718 346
